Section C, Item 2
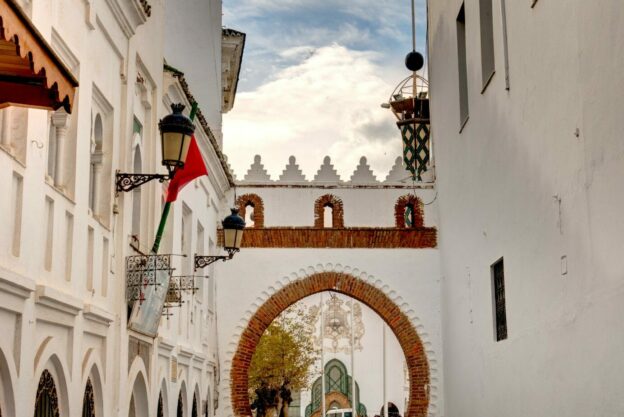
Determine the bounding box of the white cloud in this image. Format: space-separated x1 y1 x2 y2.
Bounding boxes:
223 44 404 180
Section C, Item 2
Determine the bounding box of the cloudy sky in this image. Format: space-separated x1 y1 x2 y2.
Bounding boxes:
222 0 427 180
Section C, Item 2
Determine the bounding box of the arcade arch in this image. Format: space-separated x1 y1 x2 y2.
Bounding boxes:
128 367 149 417
0 348 15 417
229 272 431 417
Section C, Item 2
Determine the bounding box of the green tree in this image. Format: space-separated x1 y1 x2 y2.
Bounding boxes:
249 304 319 396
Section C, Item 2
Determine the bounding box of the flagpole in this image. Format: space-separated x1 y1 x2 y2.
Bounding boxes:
320 292 326 417
350 300 357 417
382 323 387 417
151 102 198 254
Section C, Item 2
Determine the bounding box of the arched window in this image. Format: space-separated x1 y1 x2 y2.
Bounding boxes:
177 391 184 417
314 195 344 228
323 205 333 228
192 395 198 417
81 378 95 417
157 393 164 417
235 194 264 228
394 195 424 228
89 114 104 214
34 370 60 417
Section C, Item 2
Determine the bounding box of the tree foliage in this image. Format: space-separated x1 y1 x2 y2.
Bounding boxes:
249 304 319 396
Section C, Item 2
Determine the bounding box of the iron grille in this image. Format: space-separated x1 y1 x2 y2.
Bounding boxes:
35 370 60 417
82 378 95 417
492 258 507 341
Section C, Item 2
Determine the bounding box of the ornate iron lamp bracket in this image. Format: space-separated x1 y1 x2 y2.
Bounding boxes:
194 249 238 271
116 170 170 193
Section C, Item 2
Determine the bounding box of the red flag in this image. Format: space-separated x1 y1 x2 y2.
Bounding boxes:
165 136 208 202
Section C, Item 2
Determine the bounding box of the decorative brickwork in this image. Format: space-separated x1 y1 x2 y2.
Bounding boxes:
229 272 430 417
314 195 344 228
236 194 265 228
310 391 350 417
395 195 424 228
219 227 436 248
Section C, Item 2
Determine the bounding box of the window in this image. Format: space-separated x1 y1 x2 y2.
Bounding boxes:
491 258 507 341
456 3 469 127
65 211 74 281
479 0 495 90
10 172 23 257
323 205 333 228
102 237 109 296
87 226 95 292
34 370 59 417
47 109 71 189
181 204 192 275
131 145 142 240
394 195 424 228
82 378 95 417
196 222 205 298
89 113 104 214
44 197 54 271
0 107 27 163
314 195 344 228
244 203 255 227
236 194 264 228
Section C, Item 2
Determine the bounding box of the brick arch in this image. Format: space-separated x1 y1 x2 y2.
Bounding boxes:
229 272 430 417
314 194 344 228
236 194 264 228
395 195 424 228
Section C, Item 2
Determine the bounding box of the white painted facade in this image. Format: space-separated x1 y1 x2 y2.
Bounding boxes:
0 1 236 416
428 0 624 416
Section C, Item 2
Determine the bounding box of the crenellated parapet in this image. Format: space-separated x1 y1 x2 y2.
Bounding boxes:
236 154 435 187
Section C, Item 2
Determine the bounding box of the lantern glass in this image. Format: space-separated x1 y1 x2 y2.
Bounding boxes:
223 228 243 251
161 131 191 171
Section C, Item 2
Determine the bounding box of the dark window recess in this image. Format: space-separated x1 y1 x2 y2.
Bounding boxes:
35 370 60 417
456 3 469 127
492 258 508 341
82 378 95 417
479 0 496 89
158 393 164 417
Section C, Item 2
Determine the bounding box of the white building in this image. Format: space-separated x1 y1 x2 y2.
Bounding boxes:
427 0 624 416
0 1 243 416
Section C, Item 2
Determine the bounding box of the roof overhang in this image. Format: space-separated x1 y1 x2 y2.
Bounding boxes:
0 0 78 113
221 28 245 113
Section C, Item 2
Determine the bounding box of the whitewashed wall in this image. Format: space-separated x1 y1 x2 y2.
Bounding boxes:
428 0 624 416
165 0 224 145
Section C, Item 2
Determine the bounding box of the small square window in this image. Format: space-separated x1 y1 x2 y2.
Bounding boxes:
491 258 507 341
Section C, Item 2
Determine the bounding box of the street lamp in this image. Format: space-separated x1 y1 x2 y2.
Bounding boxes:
116 103 195 193
194 208 246 270
159 103 195 176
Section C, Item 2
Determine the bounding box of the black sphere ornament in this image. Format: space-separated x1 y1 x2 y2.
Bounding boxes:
405 51 424 72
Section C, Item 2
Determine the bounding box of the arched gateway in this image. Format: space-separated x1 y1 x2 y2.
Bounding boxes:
229 272 431 417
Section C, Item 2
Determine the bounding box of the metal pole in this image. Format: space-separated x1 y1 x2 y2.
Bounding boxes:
382 323 387 417
321 292 326 417
411 0 418 99
150 102 198 254
411 0 416 51
350 301 357 417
